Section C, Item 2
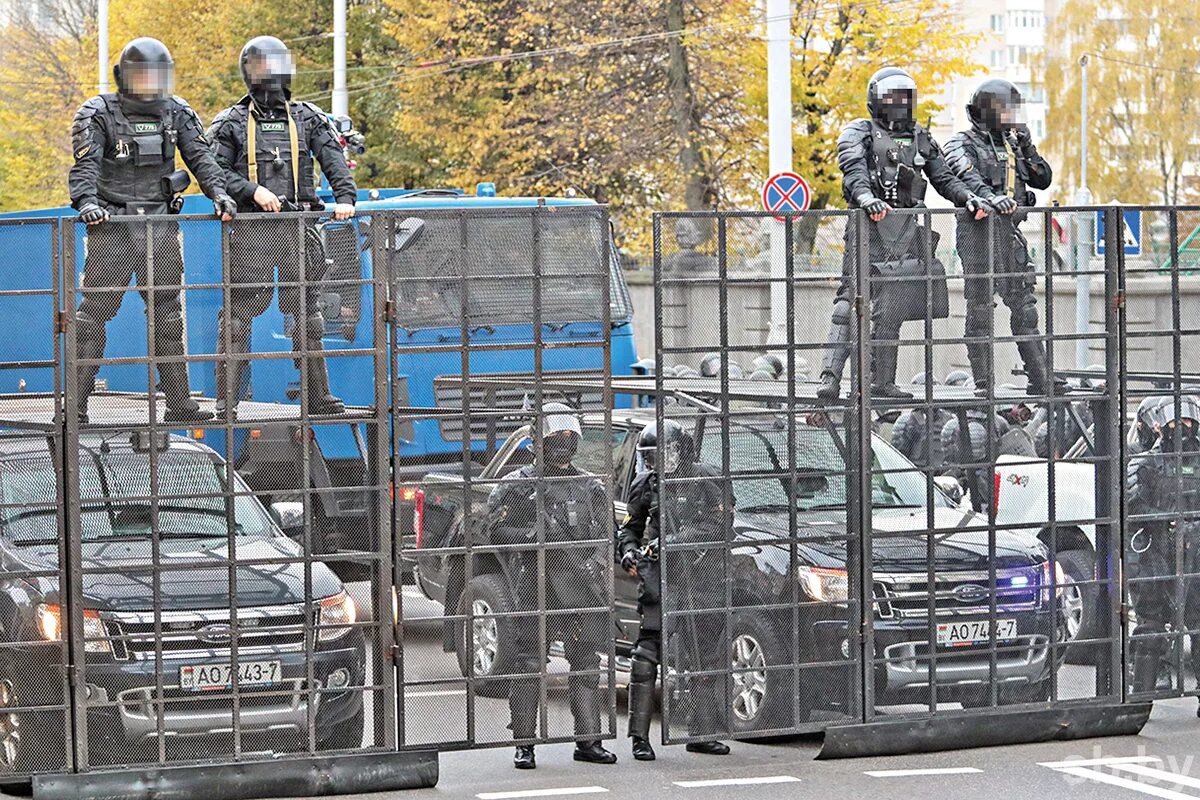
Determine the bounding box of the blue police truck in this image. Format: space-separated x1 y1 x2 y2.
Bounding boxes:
0 184 637 576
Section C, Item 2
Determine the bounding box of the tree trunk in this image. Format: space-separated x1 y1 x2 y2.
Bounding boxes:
667 0 711 212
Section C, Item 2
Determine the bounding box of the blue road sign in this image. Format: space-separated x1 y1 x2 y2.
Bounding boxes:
761 171 812 221
1095 208 1141 256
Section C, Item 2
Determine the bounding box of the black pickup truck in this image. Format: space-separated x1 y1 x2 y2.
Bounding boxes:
409 409 1069 733
0 432 366 776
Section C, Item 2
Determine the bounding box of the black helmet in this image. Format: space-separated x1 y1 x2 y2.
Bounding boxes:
945 370 973 388
114 38 174 103
867 67 916 132
240 36 295 98
1158 395 1200 452
637 420 694 475
967 79 1022 134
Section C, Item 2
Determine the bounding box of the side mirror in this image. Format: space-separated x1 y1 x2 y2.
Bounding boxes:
934 475 965 506
393 217 425 252
270 501 306 534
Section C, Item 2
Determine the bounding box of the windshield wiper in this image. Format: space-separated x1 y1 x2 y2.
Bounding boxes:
739 503 792 514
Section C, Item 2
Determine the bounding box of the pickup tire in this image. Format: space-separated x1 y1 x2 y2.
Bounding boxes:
729 612 795 735
1058 548 1101 666
455 573 517 699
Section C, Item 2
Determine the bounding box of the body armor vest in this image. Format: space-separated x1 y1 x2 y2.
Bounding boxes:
241 103 314 204
868 121 927 208
97 94 178 211
966 129 1024 200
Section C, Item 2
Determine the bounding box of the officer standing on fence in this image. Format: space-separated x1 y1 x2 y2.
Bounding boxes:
816 66 995 401
943 79 1064 397
208 36 357 417
617 420 731 762
488 404 617 770
69 37 237 423
1126 396 1200 704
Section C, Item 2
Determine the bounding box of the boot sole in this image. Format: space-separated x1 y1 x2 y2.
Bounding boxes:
633 752 656 761
573 753 618 764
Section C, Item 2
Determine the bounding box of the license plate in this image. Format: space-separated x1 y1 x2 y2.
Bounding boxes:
180 661 281 691
936 619 1018 647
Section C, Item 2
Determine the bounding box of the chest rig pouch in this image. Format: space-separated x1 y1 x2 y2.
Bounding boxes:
870 122 927 207
247 101 301 201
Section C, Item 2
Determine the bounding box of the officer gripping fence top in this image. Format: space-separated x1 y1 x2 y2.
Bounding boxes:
207 36 358 417
617 420 731 762
1126 396 1200 707
943 79 1065 398
68 37 238 424
816 67 996 402
486 403 617 770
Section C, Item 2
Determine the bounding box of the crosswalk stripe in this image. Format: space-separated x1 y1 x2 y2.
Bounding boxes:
1039 756 1163 768
477 787 609 800
1111 764 1200 791
1055 767 1197 800
673 776 800 788
866 768 982 777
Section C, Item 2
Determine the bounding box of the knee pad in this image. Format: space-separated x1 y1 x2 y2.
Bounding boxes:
76 311 104 343
154 309 184 343
830 298 852 327
630 655 658 685
1006 295 1039 333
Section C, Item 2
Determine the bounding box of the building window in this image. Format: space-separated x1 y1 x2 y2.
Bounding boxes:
1035 119 1044 138
991 13 1004 31
991 49 1004 67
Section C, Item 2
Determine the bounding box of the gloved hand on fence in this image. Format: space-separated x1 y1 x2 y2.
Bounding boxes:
859 196 891 222
333 203 355 221
620 549 638 577
78 202 109 225
965 195 990 220
213 194 237 222
991 195 1019 215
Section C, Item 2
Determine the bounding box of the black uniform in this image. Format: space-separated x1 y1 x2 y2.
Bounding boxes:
891 407 952 471
617 461 730 741
1126 426 1200 692
819 118 992 395
943 84 1057 394
207 95 357 414
940 410 1010 511
487 463 611 744
69 92 229 420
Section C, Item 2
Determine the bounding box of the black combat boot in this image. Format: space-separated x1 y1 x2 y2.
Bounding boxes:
513 745 536 770
570 678 616 764
627 656 656 762
686 741 731 756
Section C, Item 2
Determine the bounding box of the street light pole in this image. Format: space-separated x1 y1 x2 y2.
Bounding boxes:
767 0 792 344
1073 54 1093 369
97 0 109 94
332 0 348 118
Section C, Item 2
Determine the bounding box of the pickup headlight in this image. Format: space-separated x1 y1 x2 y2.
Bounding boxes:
36 604 112 653
797 566 849 603
318 592 357 642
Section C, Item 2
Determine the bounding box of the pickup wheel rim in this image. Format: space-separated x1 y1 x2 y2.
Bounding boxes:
1058 568 1084 642
731 633 768 723
0 680 19 770
471 599 499 676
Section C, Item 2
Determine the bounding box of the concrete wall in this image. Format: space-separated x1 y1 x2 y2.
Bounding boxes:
624 269 1200 384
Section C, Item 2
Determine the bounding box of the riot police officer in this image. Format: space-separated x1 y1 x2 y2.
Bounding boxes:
487 404 617 769
1126 396 1200 702
617 421 731 761
943 80 1064 397
208 36 358 417
891 373 951 471
817 67 994 401
68 37 237 423
1129 396 1169 455
940 408 1011 511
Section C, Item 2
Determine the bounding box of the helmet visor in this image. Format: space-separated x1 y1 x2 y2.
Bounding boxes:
246 50 296 88
124 61 174 100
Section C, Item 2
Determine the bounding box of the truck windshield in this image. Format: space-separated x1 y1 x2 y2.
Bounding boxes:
389 211 631 330
698 421 936 512
0 450 275 543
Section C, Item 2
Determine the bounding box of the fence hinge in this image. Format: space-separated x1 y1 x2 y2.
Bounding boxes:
383 300 396 321
390 643 402 665
56 311 69 334
66 664 80 687
1113 291 1126 310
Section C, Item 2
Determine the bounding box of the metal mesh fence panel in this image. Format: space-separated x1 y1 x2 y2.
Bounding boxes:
390 206 617 752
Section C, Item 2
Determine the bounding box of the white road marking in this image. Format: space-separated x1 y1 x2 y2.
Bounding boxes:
1111 764 1200 791
404 689 468 698
477 787 609 800
673 776 801 788
865 768 983 777
1039 756 1163 768
1054 767 1196 800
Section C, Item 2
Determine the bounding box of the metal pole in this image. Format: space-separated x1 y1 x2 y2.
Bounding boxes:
1074 54 1093 368
332 0 348 118
767 0 792 343
97 0 109 94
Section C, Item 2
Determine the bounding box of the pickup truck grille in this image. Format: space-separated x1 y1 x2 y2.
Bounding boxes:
873 568 1042 619
102 605 315 661
433 368 607 443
